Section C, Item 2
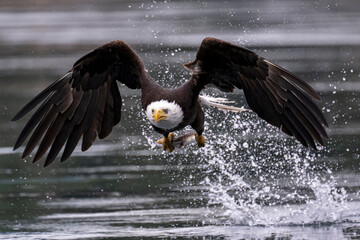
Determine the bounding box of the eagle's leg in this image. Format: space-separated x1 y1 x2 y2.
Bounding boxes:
157 132 175 152
195 132 205 148
192 105 206 149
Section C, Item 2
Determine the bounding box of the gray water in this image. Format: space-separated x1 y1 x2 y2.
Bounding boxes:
0 0 360 239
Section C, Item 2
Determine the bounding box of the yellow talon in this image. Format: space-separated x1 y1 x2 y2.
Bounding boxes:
195 133 205 148
157 132 175 152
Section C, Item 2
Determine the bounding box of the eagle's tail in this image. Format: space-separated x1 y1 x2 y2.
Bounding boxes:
198 95 250 113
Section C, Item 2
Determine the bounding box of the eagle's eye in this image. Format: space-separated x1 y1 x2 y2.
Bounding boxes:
151 109 154 113
163 109 168 114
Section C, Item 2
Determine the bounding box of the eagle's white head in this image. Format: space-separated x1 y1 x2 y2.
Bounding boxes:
145 100 184 130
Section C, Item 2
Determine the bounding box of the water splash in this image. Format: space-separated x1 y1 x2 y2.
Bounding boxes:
138 93 348 226
197 107 348 226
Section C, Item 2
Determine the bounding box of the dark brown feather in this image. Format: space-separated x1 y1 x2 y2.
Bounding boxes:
43 89 84 166
98 77 116 139
13 84 72 150
13 40 151 166
11 73 71 121
60 91 92 162
23 106 57 160
32 92 74 163
186 37 328 149
80 89 99 152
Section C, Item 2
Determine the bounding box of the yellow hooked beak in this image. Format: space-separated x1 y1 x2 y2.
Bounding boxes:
153 109 168 122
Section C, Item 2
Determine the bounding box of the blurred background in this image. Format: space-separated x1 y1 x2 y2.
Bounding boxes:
0 0 359 239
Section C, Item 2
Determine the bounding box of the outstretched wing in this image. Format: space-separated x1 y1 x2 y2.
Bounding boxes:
12 40 149 166
185 37 328 149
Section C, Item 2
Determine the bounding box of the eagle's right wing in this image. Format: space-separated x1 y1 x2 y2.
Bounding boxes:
185 37 328 149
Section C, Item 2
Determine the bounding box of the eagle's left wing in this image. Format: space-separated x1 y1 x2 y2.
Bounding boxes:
12 40 149 166
185 37 328 149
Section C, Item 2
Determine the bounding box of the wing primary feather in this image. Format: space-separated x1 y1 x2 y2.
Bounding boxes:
23 106 57 160
264 60 321 101
290 85 328 128
280 114 309 148
81 82 107 152
91 81 108 133
259 79 321 148
268 74 328 128
262 80 286 106
110 78 122 125
282 109 316 149
28 88 76 162
81 90 99 151
14 84 72 150
256 79 312 147
13 93 54 151
285 100 324 145
12 72 71 121
61 91 92 162
32 92 74 163
276 88 328 139
99 77 115 139
251 79 282 122
43 90 84 167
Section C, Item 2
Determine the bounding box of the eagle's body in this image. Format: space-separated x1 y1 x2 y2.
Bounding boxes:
141 79 201 135
12 38 328 167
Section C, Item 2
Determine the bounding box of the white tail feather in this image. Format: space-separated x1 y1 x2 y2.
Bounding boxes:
198 95 250 113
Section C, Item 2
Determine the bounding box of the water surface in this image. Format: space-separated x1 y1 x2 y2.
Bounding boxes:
0 0 360 239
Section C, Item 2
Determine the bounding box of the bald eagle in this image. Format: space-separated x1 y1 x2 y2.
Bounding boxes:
12 37 328 167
